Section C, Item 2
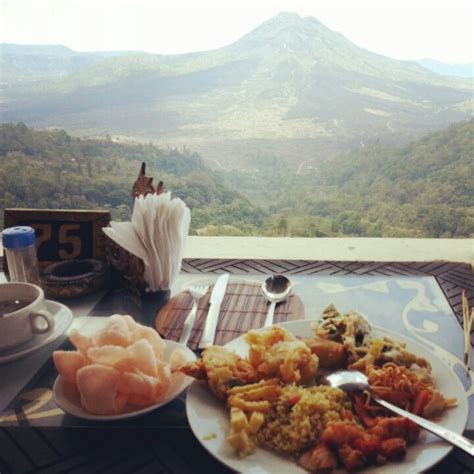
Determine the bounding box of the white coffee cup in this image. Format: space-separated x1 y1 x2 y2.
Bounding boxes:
0 282 55 350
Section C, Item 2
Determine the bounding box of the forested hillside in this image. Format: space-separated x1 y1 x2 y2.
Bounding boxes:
1 122 472 238
222 120 474 238
0 123 265 233
291 120 474 237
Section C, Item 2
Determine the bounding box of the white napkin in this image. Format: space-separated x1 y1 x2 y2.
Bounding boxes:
103 192 190 291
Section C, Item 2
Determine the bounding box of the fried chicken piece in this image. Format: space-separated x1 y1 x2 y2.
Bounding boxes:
176 346 262 399
377 417 418 441
369 416 420 444
174 358 207 380
298 443 337 473
321 421 365 446
245 326 294 346
352 434 381 458
320 418 414 471
380 438 407 460
303 337 347 369
319 418 415 471
337 443 366 471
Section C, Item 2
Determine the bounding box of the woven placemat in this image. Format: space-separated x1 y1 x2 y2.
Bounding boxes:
155 282 304 350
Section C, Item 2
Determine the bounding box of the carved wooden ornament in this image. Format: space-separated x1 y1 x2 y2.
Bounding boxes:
131 162 165 199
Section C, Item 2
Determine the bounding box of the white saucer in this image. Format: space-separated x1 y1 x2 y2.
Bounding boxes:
0 300 73 364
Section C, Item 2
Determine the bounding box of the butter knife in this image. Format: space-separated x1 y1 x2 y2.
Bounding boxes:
199 273 229 348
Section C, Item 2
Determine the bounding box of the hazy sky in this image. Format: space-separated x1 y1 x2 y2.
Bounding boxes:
1 0 473 63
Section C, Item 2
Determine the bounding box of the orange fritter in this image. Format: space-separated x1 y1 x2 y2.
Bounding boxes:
176 346 263 399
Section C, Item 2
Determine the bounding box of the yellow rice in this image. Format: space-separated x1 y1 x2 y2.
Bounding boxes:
254 384 348 457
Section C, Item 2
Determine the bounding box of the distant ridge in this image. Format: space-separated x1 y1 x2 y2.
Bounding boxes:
416 58 474 78
0 43 134 83
0 43 136 57
1 12 472 170
0 43 75 56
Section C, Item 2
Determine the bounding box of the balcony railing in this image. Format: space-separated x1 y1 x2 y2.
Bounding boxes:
184 237 473 264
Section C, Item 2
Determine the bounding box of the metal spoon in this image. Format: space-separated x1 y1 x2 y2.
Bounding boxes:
323 369 474 456
261 275 292 327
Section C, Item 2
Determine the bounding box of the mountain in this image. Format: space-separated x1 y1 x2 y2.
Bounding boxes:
417 58 474 78
0 43 131 84
1 13 472 170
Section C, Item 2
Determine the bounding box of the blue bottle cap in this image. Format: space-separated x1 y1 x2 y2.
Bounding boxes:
1 226 36 249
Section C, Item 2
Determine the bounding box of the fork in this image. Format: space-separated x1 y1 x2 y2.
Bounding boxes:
179 285 209 346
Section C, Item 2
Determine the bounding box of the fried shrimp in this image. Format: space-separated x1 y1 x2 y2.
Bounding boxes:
245 327 319 383
176 346 262 399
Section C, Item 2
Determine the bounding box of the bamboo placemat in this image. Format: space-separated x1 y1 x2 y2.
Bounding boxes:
155 282 304 350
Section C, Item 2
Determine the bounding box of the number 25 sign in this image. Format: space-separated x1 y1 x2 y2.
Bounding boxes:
3 209 111 268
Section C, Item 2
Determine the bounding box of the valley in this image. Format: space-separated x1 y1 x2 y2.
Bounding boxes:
0 13 472 238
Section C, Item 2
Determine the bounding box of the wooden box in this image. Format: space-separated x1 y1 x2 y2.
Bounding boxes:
3 209 111 270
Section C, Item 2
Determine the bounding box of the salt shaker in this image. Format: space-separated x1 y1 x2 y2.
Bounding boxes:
2 226 41 286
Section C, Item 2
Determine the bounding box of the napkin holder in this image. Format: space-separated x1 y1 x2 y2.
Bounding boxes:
104 163 170 324
106 236 147 291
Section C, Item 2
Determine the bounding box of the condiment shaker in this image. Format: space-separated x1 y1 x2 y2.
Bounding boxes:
2 226 41 286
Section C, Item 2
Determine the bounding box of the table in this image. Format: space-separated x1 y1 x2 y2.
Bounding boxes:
0 258 473 474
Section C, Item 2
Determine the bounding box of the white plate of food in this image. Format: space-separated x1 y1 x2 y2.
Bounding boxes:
185 310 469 474
52 314 196 421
